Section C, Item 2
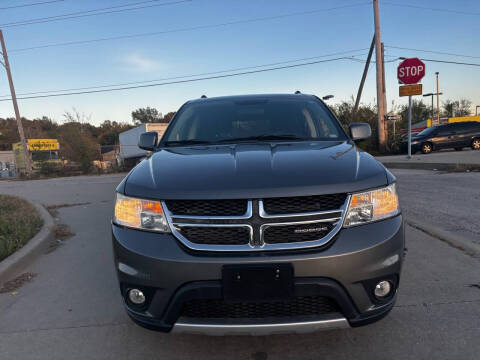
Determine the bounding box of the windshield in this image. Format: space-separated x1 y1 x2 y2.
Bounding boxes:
161 98 347 146
31 151 59 161
416 126 437 137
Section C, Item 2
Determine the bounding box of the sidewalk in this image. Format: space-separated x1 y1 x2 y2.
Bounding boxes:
376 149 480 171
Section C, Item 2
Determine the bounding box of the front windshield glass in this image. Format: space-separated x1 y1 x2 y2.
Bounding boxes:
416 126 437 137
31 151 59 161
161 98 347 146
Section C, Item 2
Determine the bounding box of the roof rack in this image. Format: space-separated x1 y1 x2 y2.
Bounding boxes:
200 95 207 98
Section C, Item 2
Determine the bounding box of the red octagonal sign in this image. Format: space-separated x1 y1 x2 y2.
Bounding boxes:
397 57 425 85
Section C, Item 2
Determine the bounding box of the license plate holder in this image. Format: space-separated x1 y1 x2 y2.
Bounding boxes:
222 264 294 303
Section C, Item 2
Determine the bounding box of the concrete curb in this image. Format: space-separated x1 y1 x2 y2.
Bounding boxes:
381 162 480 172
0 200 54 288
407 220 480 257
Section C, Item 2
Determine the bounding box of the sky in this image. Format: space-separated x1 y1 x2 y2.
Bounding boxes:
0 0 479 125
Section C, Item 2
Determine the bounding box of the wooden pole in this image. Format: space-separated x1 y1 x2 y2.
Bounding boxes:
0 29 32 174
352 35 375 122
373 0 386 151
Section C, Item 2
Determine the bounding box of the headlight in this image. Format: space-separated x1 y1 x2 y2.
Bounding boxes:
114 193 170 233
343 184 399 227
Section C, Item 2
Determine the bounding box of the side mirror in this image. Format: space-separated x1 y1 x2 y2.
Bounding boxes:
138 131 158 151
349 123 371 141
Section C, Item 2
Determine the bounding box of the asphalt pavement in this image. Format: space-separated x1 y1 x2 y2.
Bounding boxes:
392 169 480 244
0 172 479 360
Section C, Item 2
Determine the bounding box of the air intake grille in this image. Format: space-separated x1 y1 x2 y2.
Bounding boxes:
263 222 336 244
178 226 250 245
263 193 347 215
165 199 247 216
182 296 339 319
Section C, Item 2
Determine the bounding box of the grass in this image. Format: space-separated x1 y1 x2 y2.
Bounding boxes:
0 195 43 262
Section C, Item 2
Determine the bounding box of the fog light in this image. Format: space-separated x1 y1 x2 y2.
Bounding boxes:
128 289 146 305
374 281 392 298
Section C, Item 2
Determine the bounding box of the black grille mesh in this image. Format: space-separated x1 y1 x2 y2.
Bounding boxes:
264 222 335 244
263 193 347 215
182 296 339 319
165 199 247 216
178 226 250 245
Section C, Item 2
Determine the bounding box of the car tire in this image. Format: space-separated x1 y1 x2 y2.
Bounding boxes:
421 142 433 154
454 147 463 151
472 138 480 150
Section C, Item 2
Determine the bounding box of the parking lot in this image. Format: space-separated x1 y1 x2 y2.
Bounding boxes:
1 170 480 360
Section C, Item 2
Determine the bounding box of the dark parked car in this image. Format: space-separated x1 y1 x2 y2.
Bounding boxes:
403 121 480 154
112 94 405 335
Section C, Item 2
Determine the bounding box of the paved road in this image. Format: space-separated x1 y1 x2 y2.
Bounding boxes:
0 173 479 360
392 169 480 243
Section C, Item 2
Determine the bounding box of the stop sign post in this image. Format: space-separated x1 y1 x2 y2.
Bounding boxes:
398 57 426 159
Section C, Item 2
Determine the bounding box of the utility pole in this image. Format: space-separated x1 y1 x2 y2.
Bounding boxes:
352 35 375 122
381 42 388 143
373 0 386 151
436 72 440 125
0 30 32 175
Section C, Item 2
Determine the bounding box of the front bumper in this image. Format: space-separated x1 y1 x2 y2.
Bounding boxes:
112 215 405 334
401 142 422 153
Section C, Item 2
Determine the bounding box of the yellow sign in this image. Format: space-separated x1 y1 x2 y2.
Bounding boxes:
27 139 59 151
399 84 422 97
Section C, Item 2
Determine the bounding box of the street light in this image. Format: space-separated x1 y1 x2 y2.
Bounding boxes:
322 95 334 101
423 92 443 125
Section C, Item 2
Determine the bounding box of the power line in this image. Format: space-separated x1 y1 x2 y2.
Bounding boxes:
0 48 369 98
0 56 358 102
415 58 480 67
0 0 64 10
386 45 480 59
383 2 480 16
8 2 370 52
0 0 191 28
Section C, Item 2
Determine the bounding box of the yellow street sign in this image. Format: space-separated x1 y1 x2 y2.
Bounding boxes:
27 139 59 151
399 84 422 97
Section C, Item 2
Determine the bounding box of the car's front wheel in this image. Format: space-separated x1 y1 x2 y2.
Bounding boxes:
472 138 480 150
421 142 433 154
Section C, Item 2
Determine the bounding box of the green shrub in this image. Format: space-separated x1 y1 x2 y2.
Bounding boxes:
0 195 43 261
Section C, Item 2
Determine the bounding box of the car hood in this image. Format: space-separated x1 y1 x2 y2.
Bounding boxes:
123 141 388 199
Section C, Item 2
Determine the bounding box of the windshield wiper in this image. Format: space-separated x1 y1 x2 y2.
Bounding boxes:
217 134 310 143
163 139 213 147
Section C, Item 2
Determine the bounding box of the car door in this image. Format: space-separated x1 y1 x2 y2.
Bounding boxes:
453 122 474 147
433 124 458 149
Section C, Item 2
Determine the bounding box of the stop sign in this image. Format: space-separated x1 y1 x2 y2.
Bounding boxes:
397 58 425 84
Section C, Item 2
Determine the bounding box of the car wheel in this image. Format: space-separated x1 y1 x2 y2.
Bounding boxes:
421 142 433 154
454 147 463 151
472 138 480 150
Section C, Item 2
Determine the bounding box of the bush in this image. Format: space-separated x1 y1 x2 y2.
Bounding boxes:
0 195 43 261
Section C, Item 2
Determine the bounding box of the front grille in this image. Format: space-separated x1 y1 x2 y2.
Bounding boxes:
178 226 250 245
263 193 347 215
165 199 247 216
263 222 336 244
182 296 339 319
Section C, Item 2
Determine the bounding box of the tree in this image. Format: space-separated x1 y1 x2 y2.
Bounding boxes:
398 100 429 127
131 107 162 124
456 99 472 117
442 98 472 117
162 111 176 123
